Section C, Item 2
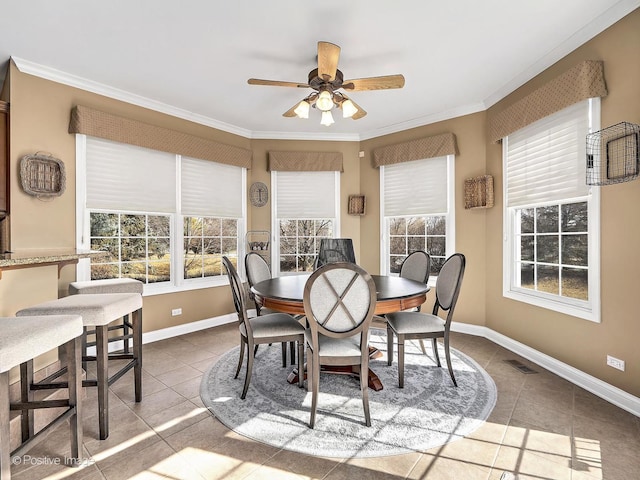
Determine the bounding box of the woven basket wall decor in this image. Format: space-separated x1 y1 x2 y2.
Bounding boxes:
464 175 494 209
20 152 66 199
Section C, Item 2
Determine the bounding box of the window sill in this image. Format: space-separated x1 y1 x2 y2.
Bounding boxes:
143 277 228 297
503 288 600 323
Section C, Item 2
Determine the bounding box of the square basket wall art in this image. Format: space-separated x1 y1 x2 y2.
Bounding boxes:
586 122 640 186
20 152 66 199
464 175 494 209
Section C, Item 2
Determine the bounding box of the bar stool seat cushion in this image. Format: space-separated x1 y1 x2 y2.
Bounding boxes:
0 315 83 373
16 293 142 327
69 278 143 295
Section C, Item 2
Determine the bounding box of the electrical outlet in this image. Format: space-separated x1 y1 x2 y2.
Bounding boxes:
606 355 625 371
171 308 182 316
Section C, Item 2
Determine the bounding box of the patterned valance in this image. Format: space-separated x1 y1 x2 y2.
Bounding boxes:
69 105 252 169
372 132 458 168
268 151 343 172
487 60 607 143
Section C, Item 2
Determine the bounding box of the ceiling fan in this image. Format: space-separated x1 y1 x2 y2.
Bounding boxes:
247 41 405 125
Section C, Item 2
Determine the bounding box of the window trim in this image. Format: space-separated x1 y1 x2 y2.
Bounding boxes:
75 134 247 295
271 170 340 277
379 154 456 282
502 98 601 322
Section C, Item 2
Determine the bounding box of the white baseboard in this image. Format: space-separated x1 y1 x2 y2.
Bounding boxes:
91 313 639 417
451 322 640 417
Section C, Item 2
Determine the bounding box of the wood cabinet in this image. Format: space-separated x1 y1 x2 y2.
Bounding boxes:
0 100 7 215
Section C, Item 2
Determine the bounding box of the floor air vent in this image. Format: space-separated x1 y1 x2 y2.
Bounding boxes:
504 359 538 374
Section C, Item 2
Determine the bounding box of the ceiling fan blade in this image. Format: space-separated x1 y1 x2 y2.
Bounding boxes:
317 41 340 81
342 74 405 91
282 103 299 117
248 78 309 88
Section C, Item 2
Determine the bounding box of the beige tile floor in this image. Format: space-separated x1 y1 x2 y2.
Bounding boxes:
9 323 640 480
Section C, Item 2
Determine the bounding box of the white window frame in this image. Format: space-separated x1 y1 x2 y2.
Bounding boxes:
379 154 456 284
75 134 247 295
271 170 340 277
502 98 601 322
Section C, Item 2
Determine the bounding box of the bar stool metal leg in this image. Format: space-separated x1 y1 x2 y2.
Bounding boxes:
0 372 11 479
20 361 34 442
133 308 143 402
96 324 109 440
67 336 83 462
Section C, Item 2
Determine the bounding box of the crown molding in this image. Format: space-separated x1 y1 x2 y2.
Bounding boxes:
249 129 360 142
483 0 640 109
359 102 487 141
11 56 255 139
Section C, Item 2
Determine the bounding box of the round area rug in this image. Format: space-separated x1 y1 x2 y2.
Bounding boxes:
200 330 496 458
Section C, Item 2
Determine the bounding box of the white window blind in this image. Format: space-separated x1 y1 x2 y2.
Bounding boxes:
383 156 448 216
86 137 176 213
275 171 337 218
506 100 590 207
181 156 243 217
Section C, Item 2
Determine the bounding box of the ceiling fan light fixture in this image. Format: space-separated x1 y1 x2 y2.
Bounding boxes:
293 100 310 119
320 110 335 126
316 90 334 111
341 99 358 118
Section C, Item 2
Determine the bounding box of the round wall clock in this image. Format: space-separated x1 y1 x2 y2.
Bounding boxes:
249 181 269 207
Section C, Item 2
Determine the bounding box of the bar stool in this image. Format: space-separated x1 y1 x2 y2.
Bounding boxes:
69 278 144 362
17 293 143 440
0 315 83 479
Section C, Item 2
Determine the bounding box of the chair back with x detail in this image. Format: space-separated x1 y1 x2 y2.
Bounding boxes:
386 253 465 388
223 256 305 399
303 262 377 428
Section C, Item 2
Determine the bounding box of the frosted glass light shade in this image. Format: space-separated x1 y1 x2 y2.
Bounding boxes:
341 99 358 118
316 90 334 111
294 100 310 118
320 110 335 126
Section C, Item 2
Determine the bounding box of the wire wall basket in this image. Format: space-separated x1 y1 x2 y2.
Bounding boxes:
586 122 640 186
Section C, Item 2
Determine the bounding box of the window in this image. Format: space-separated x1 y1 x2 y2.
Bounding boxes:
503 99 600 321
380 155 455 279
77 136 246 293
272 170 339 276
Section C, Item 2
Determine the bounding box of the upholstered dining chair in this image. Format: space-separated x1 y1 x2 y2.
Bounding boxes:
245 251 299 367
373 250 430 332
303 262 377 428
222 256 305 399
385 253 465 388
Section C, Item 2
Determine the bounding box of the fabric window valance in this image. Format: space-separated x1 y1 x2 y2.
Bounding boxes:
372 132 458 168
69 105 252 169
268 151 343 172
487 60 607 143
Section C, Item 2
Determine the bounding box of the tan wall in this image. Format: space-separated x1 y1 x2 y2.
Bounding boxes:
485 10 640 395
360 112 488 326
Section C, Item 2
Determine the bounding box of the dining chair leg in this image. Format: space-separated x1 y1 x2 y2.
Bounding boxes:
444 334 457 387
241 340 254 399
235 338 245 379
281 342 287 368
398 336 405 388
386 325 394 366
296 341 304 388
19 360 34 442
96 325 109 440
360 363 371 427
419 339 428 355
290 341 296 366
432 338 441 367
309 350 320 429
66 336 83 461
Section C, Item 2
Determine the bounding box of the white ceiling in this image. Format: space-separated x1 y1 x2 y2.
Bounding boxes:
1 1 638 141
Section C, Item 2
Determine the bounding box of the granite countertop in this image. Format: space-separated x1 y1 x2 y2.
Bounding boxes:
0 249 105 267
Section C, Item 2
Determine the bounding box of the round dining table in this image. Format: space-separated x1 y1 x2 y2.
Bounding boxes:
250 273 429 391
251 274 429 317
